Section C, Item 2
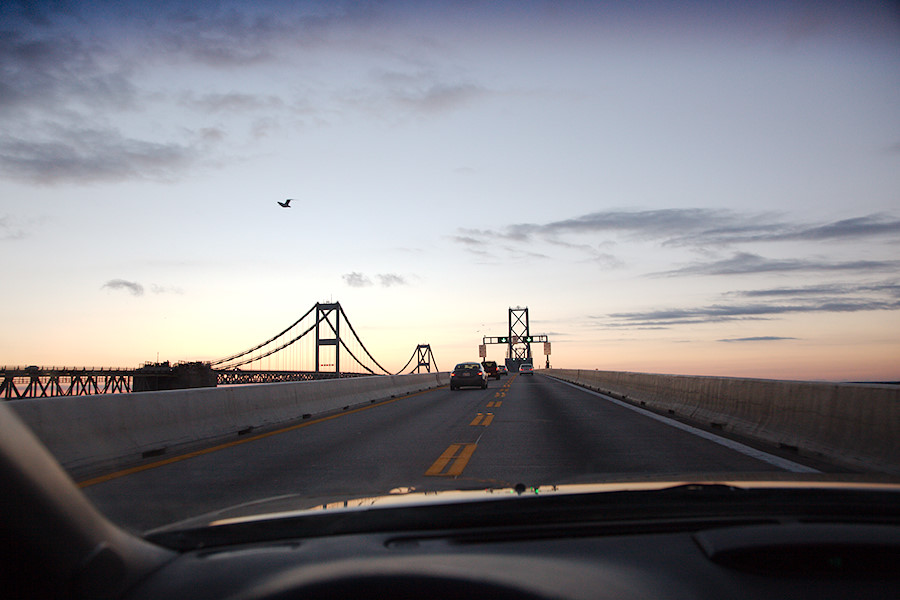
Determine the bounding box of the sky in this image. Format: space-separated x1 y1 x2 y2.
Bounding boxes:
2 0 899 381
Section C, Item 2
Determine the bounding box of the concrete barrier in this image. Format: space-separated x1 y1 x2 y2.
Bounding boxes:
10 373 449 478
545 369 900 474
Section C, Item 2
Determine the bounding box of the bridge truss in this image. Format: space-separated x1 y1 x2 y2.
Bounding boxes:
1 368 133 399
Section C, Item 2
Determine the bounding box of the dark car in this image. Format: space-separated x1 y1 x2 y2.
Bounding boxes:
481 360 500 380
450 362 488 390
497 365 508 377
519 363 534 376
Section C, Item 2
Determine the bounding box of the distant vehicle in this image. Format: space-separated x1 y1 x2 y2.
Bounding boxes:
497 365 508 376
450 362 488 390
481 360 500 380
24 365 41 373
519 363 534 376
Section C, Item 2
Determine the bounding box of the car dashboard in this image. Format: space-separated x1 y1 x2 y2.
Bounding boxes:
128 485 900 600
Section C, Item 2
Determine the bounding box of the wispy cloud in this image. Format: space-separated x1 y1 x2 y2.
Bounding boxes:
150 284 184 295
727 281 900 299
656 252 900 277
102 279 144 296
178 92 286 113
0 126 201 183
377 273 406 287
603 299 900 328
342 272 372 288
598 278 900 329
343 272 408 288
718 336 797 343
0 215 26 241
459 209 900 250
390 82 488 114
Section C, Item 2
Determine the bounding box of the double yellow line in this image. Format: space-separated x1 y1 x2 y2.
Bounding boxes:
426 376 515 477
424 443 478 477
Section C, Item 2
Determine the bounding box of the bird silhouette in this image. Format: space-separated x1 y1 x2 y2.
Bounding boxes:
277 199 293 208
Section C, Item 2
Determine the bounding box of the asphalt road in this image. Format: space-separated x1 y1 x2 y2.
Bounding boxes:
81 373 823 532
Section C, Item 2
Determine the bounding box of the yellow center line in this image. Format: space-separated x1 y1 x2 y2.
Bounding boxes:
77 388 433 488
425 443 478 477
445 443 477 476
470 412 494 426
424 443 462 476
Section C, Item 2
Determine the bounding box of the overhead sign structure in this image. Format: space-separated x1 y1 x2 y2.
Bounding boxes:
481 307 551 369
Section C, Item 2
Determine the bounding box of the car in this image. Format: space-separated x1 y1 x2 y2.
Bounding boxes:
497 364 508 376
519 363 534 375
481 360 500 380
449 362 488 390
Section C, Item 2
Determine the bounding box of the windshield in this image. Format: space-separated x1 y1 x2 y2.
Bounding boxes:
2 1 898 535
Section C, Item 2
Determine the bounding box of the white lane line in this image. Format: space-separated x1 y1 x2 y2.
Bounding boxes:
555 379 821 473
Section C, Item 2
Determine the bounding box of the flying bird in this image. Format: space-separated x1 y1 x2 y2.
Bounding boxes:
277 199 293 208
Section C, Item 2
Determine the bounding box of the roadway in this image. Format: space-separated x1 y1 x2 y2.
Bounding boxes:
81 373 827 532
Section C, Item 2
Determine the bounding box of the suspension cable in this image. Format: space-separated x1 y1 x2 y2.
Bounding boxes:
218 314 326 369
337 304 393 375
211 304 317 366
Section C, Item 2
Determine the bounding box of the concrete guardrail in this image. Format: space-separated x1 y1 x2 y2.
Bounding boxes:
545 369 900 474
10 373 449 478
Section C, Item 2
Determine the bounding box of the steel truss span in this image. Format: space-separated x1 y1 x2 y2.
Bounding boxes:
1 368 133 399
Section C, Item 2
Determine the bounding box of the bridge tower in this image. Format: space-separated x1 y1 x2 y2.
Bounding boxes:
414 344 435 373
315 302 341 375
508 307 532 363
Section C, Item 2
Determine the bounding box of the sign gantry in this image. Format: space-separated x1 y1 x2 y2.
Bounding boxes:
480 306 551 369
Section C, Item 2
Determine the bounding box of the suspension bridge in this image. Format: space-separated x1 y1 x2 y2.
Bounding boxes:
210 302 438 383
1 302 439 399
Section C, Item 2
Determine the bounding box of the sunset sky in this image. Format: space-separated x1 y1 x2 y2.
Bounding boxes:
2 0 899 381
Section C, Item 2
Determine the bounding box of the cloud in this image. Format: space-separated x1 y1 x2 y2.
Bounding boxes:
342 272 372 288
0 215 26 241
343 272 409 288
0 29 136 115
392 82 488 114
179 92 285 113
452 235 487 247
727 281 900 299
0 125 203 183
150 284 184 295
457 209 900 251
656 253 900 277
600 298 900 329
102 279 144 296
603 301 900 328
377 273 406 287
718 336 797 343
